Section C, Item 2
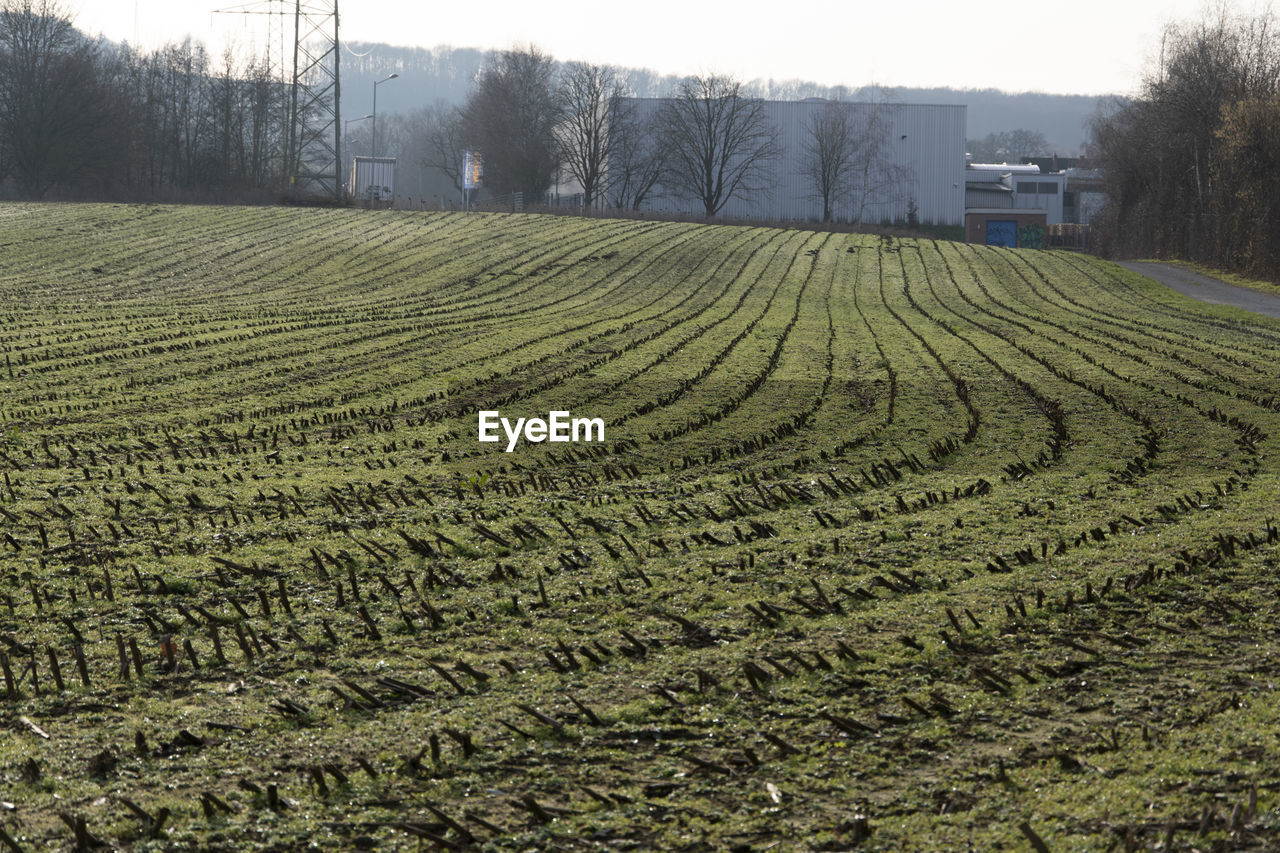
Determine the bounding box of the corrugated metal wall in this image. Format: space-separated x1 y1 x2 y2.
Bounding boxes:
1010 175 1065 223
624 99 965 226
350 157 397 201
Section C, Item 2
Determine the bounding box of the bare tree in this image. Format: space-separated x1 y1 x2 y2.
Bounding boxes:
416 103 467 200
845 104 909 225
241 50 288 189
606 99 662 210
656 73 780 218
204 46 287 191
161 38 214 190
557 61 624 208
462 45 560 201
1212 95 1280 274
802 101 856 222
802 100 908 224
116 37 214 195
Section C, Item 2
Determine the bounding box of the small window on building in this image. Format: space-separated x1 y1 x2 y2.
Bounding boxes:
1038 182 1059 195
1017 181 1037 194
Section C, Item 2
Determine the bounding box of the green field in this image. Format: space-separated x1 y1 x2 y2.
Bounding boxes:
1 203 1279 851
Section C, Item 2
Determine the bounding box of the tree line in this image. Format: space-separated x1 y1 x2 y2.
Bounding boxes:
965 129 1050 164
1090 8 1280 278
0 0 287 201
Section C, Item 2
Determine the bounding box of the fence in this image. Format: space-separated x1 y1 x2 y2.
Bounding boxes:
1046 223 1092 251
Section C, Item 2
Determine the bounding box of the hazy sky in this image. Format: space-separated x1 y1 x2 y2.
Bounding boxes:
68 0 1259 96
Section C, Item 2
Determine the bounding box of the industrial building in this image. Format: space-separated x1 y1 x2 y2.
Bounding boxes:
1020 157 1106 225
616 99 967 226
963 159 1100 247
964 163 1065 220
964 162 1060 246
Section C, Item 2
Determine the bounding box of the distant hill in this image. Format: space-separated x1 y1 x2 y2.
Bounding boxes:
870 88 1106 154
342 43 1110 155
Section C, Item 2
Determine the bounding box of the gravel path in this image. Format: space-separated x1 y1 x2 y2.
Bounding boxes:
1118 261 1280 320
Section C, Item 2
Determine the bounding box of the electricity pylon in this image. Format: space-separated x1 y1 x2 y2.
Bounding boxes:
287 1 341 200
212 1 342 201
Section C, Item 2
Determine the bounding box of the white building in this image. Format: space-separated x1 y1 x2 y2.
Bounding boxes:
964 163 1067 224
616 99 966 226
1062 168 1104 225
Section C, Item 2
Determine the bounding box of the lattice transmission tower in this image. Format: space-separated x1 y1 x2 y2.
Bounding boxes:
213 1 342 201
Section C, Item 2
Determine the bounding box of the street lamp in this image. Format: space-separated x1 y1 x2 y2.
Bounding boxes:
342 114 373 198
344 114 373 154
372 73 399 160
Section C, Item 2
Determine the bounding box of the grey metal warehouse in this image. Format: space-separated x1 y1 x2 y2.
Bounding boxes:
617 99 966 227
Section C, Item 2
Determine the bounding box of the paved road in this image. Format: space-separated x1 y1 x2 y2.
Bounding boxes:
1118 261 1280 320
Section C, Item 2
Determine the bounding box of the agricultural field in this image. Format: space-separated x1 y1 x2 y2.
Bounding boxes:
1 203 1279 852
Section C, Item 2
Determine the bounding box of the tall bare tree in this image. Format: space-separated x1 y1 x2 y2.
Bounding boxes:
847 104 909 225
802 101 856 223
462 45 560 201
802 100 908 224
556 61 624 208
656 74 780 218
416 103 467 200
240 50 287 189
606 99 663 210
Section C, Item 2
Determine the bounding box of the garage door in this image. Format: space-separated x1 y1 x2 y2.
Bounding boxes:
986 220 1017 248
